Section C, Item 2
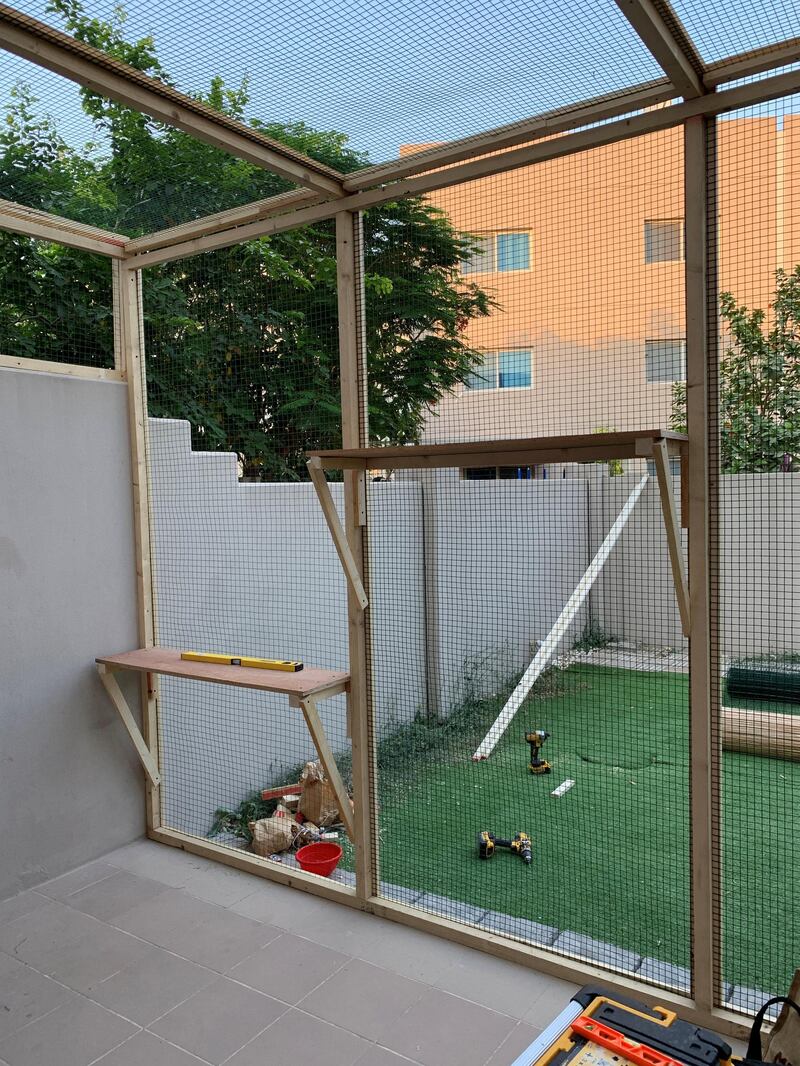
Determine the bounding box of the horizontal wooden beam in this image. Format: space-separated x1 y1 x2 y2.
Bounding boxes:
316 444 657 471
0 4 344 196
613 0 704 99
0 353 124 380
0 198 126 257
309 431 686 472
343 79 675 192
704 36 800 88
151 825 359 901
125 64 800 269
124 189 321 255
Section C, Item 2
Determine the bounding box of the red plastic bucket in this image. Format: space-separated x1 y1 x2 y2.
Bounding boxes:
295 842 343 878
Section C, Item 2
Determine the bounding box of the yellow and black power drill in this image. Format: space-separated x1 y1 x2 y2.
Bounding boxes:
525 729 551 774
477 830 532 865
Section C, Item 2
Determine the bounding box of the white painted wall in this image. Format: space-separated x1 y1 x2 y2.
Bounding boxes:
416 475 590 713
148 419 427 836
0 369 143 899
592 471 800 656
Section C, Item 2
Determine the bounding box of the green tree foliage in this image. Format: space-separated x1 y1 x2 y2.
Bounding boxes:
671 267 800 472
0 0 492 478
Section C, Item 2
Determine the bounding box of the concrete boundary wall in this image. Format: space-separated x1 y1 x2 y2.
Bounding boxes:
592 470 800 656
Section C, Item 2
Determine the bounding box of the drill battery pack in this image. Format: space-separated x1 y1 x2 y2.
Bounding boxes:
507 986 732 1066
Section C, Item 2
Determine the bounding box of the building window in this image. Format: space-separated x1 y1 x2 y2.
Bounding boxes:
462 465 534 480
644 220 684 263
465 349 532 390
464 352 497 390
496 232 530 271
645 339 686 383
461 235 493 274
646 457 681 476
461 232 531 273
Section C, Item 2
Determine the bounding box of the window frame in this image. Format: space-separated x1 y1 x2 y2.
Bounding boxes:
461 465 536 481
461 231 532 274
643 218 685 264
463 348 533 392
644 338 687 383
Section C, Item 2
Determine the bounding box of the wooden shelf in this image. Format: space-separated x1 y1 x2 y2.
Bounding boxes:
96 647 355 841
308 429 688 471
96 647 349 700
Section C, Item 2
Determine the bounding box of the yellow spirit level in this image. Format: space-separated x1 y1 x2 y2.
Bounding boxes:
181 651 303 672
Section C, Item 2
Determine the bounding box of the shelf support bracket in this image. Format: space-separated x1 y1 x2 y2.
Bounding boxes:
653 438 691 637
290 693 356 842
307 456 369 610
97 663 161 786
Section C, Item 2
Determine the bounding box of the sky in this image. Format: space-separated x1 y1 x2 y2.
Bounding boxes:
0 0 798 166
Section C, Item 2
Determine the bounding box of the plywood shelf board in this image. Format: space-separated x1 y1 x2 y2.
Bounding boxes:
309 429 688 470
96 647 349 698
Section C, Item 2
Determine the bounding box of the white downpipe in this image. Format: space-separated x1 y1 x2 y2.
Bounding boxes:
472 474 649 761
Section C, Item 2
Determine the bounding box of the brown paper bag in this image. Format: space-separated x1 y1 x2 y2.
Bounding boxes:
765 972 800 1066
249 815 294 856
297 761 341 827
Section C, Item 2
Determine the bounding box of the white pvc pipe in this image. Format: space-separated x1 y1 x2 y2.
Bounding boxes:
473 474 649 760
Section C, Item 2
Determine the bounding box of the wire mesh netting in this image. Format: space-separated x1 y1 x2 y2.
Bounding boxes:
4 0 663 166
0 233 114 367
713 95 800 1014
363 133 694 988
670 0 800 65
141 233 355 882
0 48 318 236
1 0 799 1008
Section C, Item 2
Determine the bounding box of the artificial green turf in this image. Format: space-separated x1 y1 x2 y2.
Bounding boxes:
373 664 800 995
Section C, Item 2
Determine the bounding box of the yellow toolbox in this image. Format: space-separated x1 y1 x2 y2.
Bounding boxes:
508 987 732 1066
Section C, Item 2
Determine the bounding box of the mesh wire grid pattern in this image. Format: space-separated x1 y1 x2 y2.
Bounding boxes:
410 128 686 444
1 0 663 167
0 9 797 1002
713 95 800 1012
141 234 354 870
0 50 307 237
362 130 694 988
670 0 800 65
0 233 114 367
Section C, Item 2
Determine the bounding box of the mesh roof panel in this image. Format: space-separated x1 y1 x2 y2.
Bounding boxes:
670 0 800 65
0 49 304 235
5 0 663 165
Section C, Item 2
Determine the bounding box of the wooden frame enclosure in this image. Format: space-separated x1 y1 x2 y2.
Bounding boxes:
5 1 800 1040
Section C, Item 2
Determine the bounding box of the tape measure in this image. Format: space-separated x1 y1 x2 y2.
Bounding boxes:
181 651 303 672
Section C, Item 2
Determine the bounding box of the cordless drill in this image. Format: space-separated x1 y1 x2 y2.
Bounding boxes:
477 830 532 865
525 729 551 774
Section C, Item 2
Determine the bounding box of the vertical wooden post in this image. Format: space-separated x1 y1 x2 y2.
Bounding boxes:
114 261 160 831
684 116 720 1012
336 211 376 900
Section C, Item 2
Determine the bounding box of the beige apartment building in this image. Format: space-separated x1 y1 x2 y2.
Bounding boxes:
411 116 800 458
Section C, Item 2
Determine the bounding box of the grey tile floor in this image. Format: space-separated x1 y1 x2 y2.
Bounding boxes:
0 840 583 1066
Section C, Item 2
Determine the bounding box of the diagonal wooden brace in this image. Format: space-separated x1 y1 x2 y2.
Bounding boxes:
97 663 161 786
652 438 691 637
307 457 368 610
293 693 355 843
